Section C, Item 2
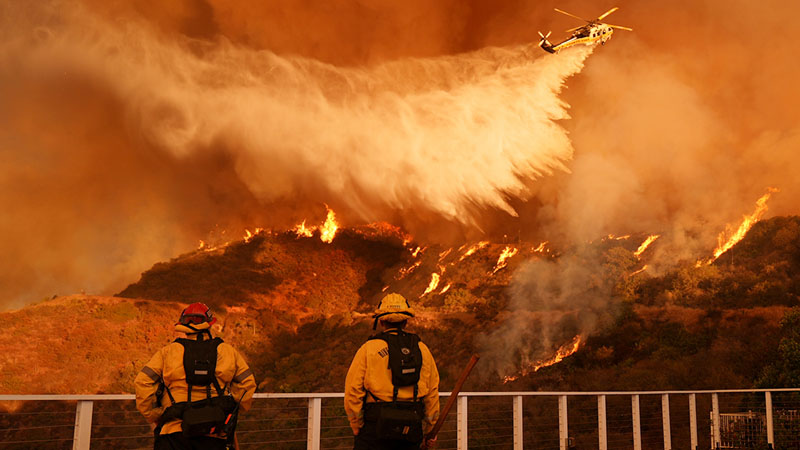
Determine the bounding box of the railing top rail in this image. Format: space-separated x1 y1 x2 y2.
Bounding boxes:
1 387 799 402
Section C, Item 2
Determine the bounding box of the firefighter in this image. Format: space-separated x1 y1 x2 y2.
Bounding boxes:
135 303 257 450
345 293 440 450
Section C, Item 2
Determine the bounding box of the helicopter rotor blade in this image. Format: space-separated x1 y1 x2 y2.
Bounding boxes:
596 7 619 21
564 26 583 33
607 24 633 31
554 8 589 22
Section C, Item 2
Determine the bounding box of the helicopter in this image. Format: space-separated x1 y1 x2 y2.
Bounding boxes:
538 7 632 54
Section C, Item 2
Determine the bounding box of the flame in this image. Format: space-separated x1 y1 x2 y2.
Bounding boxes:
198 240 206 250
291 206 339 242
503 335 583 383
411 246 424 258
629 265 648 276
243 227 264 243
422 273 440 296
319 207 338 243
439 283 452 294
459 241 490 261
605 234 630 241
634 234 660 258
490 246 518 274
396 260 422 280
711 188 779 261
533 241 549 253
438 248 452 262
294 220 314 238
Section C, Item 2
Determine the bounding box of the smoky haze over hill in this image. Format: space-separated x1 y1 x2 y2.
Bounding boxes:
1 0 800 308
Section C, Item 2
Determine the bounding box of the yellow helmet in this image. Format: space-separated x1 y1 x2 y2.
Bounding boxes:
372 293 414 329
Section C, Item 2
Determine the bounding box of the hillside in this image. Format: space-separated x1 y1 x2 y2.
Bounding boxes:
1 216 799 396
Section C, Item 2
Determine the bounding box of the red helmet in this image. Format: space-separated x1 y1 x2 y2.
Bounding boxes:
177 302 217 326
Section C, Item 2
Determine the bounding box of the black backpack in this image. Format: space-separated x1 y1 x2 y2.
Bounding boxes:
365 330 426 443
161 337 237 437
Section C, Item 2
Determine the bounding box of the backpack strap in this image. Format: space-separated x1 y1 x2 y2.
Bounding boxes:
162 380 176 404
175 337 226 403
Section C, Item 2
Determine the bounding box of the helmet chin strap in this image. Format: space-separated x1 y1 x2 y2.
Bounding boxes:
176 322 212 338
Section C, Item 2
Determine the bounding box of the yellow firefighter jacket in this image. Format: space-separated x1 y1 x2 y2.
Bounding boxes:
344 328 440 435
134 334 257 436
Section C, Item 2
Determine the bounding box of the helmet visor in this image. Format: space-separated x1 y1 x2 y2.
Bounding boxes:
179 314 209 325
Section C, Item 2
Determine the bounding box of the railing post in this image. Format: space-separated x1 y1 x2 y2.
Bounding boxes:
711 393 721 448
457 395 468 450
765 391 774 447
632 395 642 450
307 397 321 450
661 394 671 450
72 400 93 450
598 395 607 450
513 395 523 450
689 393 698 450
558 395 568 450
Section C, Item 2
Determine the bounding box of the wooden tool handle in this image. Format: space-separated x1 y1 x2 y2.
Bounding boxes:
426 354 480 440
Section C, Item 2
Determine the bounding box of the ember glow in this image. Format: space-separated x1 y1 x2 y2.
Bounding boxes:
711 188 779 261
533 242 549 253
503 335 583 383
634 235 660 258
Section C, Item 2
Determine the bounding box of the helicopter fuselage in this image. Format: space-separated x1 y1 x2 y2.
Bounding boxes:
540 23 614 53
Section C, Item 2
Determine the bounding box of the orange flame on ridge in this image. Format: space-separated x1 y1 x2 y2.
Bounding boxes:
319 208 338 243
459 241 490 261
491 246 518 274
294 220 314 238
711 188 778 262
396 260 422 280
634 235 660 258
292 206 339 243
503 335 583 383
422 273 440 296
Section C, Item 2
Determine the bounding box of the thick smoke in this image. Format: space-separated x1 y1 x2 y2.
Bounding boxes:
478 249 620 379
0 1 590 308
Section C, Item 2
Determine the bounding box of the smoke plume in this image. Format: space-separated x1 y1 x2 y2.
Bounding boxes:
1 1 591 307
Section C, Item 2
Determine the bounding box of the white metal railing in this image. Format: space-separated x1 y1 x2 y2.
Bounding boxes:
1 389 799 449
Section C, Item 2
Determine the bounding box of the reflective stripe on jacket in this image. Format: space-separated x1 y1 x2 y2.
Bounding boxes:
344 329 440 435
134 335 257 436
